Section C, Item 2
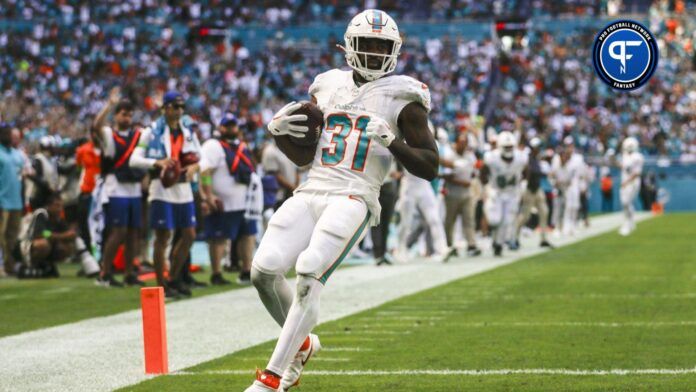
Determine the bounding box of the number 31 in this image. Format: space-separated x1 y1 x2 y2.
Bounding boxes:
321 113 371 172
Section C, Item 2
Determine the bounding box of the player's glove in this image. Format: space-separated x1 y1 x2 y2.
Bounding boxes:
267 101 308 139
365 117 395 148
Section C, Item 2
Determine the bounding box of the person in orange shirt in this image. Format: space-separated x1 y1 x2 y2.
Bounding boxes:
75 137 101 255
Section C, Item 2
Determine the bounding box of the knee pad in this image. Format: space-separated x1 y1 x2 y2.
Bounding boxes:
295 248 323 279
250 265 280 290
252 246 286 276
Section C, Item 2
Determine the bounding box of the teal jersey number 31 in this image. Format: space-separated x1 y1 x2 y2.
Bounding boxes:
321 113 371 172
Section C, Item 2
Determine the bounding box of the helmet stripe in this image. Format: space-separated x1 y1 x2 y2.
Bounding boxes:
371 10 382 32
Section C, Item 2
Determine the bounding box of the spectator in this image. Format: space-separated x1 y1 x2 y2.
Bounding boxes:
0 123 25 276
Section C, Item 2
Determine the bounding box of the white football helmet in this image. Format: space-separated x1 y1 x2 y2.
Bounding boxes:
622 137 639 154
497 131 516 159
339 9 402 81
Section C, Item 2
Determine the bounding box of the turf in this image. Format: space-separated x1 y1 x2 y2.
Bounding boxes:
0 262 247 337
121 213 696 391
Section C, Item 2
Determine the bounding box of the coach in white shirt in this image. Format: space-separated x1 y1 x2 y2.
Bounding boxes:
199 113 257 285
129 91 201 298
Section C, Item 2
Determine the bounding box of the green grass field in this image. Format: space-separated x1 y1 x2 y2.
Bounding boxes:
120 214 696 391
0 265 245 337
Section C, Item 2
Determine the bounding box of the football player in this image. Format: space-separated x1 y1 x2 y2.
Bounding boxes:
246 9 439 392
550 137 585 236
514 137 553 248
618 137 643 236
480 131 527 257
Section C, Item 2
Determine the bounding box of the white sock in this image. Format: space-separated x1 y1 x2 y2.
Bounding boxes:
265 275 322 375
251 266 293 327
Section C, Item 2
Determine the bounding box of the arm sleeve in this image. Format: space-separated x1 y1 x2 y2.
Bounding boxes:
129 127 157 169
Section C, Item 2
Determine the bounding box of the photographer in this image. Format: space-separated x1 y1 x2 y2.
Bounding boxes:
17 193 98 278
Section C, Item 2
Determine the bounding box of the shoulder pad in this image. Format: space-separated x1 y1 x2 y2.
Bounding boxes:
386 75 431 113
309 69 347 97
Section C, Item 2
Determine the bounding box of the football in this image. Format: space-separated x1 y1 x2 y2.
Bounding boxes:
180 151 200 168
160 160 182 188
288 101 323 147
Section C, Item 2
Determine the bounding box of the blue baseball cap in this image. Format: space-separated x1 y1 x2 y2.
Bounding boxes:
163 91 184 106
220 112 238 127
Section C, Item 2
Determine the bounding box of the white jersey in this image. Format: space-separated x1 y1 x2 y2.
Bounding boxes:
551 153 585 192
484 149 528 196
620 152 644 188
296 68 431 225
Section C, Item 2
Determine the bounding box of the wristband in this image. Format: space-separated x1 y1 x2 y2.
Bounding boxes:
42 230 52 239
201 175 212 186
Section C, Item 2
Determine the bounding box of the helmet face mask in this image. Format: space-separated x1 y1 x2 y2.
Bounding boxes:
623 137 639 154
502 146 514 159
497 131 516 159
341 9 402 81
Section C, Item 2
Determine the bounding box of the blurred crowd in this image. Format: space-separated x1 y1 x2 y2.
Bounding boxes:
489 0 696 159
2 0 608 26
1 1 693 161
0 1 690 288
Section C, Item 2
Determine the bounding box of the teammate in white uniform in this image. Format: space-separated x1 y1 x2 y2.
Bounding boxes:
395 168 448 261
550 138 585 236
481 131 527 256
618 137 643 236
246 9 439 392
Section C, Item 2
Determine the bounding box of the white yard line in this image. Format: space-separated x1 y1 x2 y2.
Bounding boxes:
447 321 696 327
173 367 696 376
318 330 412 335
0 213 650 392
322 347 373 352
237 357 350 362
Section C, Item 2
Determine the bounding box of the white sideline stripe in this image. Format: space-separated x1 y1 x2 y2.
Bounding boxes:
0 213 648 392
172 367 696 376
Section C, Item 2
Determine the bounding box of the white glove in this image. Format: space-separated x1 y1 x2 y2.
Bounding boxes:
267 101 308 138
365 117 395 148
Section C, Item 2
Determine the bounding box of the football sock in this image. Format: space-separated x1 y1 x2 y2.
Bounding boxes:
265 275 322 375
251 266 293 327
